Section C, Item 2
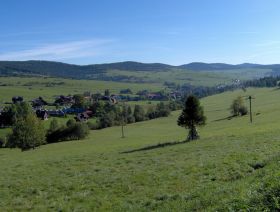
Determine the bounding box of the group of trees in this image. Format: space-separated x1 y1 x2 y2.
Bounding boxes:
0 102 33 126
244 76 280 88
89 101 181 130
1 102 89 151
3 102 46 150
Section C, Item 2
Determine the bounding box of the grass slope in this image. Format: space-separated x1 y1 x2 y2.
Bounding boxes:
1 88 280 210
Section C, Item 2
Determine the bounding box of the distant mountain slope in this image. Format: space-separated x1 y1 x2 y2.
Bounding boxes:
0 60 278 80
88 61 174 72
179 62 264 71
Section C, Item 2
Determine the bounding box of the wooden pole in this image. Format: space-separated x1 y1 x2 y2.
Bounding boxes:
248 96 253 123
121 102 125 138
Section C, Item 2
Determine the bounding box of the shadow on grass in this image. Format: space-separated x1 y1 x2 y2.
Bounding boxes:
212 115 235 122
121 140 188 154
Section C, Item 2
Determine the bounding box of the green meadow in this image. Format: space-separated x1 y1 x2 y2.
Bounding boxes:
1 87 280 210
0 77 163 102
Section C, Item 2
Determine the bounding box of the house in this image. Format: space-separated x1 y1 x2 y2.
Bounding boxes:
54 95 74 106
85 110 93 117
12 96 24 104
32 97 48 108
36 110 48 120
75 112 89 122
169 91 182 100
47 110 66 117
100 95 118 104
147 93 162 100
62 107 85 114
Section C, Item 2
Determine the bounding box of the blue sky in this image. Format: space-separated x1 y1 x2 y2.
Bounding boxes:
1 0 280 65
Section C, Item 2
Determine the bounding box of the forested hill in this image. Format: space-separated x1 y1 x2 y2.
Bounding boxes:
0 60 280 79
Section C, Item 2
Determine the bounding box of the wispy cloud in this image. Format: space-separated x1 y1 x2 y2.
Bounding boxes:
0 39 113 61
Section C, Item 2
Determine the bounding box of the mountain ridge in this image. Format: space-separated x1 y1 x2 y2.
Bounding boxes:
0 60 279 80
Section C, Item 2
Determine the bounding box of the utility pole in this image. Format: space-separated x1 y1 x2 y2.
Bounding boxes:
121 121 125 138
248 95 254 123
121 101 126 138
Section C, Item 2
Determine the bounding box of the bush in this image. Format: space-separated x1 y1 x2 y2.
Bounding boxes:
66 119 76 127
126 115 135 124
47 122 89 143
49 118 60 133
146 102 171 120
134 105 146 122
239 106 248 116
0 137 4 148
98 113 115 129
230 96 248 116
87 121 99 130
156 102 170 117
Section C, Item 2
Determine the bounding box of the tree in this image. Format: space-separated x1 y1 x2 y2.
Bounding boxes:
133 105 146 122
122 104 135 124
97 113 115 128
49 118 60 133
156 102 170 117
72 94 85 108
230 96 248 116
177 95 206 141
1 102 33 126
104 89 110 96
66 119 76 127
47 122 89 143
7 113 46 150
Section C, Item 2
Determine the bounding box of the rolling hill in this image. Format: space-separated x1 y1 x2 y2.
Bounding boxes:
0 60 279 87
0 60 278 77
1 87 280 210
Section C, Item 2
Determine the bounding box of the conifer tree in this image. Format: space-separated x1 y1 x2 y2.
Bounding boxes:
178 95 206 141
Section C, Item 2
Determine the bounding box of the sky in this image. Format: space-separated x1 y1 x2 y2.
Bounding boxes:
1 0 280 65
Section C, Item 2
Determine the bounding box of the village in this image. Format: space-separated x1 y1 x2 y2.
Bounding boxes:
0 90 183 127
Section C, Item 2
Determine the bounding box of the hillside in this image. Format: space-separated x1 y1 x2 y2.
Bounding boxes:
1 87 280 210
0 61 277 86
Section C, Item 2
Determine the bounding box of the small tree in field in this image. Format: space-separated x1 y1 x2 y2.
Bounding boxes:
178 95 206 141
230 96 248 116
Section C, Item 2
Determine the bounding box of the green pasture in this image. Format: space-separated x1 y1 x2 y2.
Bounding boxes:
1 88 280 210
0 77 163 102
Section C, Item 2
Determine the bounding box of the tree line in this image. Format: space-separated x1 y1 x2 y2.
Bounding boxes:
88 101 182 130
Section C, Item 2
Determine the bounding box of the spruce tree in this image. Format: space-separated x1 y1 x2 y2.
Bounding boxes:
177 95 206 141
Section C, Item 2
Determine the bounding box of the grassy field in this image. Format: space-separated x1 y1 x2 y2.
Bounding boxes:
0 68 270 104
1 87 280 210
106 68 271 86
0 77 164 103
